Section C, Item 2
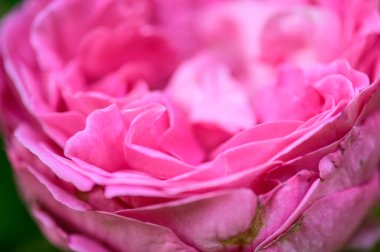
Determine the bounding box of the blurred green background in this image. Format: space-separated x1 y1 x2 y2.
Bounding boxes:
0 2 57 252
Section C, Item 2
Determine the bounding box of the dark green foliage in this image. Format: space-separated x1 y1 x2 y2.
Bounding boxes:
0 0 19 16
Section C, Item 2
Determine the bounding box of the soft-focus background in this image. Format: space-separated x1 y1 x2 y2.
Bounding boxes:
0 1 379 251
0 2 57 252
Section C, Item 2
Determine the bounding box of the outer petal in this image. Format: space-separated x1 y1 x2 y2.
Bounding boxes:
15 165 197 252
347 216 380 251
259 173 380 252
0 0 53 112
119 189 258 252
14 125 95 192
256 110 380 250
68 235 112 252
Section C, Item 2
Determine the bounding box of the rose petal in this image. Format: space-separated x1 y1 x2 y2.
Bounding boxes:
259 174 380 252
16 167 197 252
119 189 258 251
167 55 255 150
124 144 195 179
65 104 127 172
15 125 94 191
68 234 111 252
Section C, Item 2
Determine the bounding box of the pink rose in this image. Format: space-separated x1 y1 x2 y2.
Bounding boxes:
1 0 380 251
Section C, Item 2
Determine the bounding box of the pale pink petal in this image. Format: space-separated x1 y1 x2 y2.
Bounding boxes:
167 55 255 150
168 55 254 132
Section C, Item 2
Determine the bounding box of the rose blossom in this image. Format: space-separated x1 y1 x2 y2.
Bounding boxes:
1 0 380 251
